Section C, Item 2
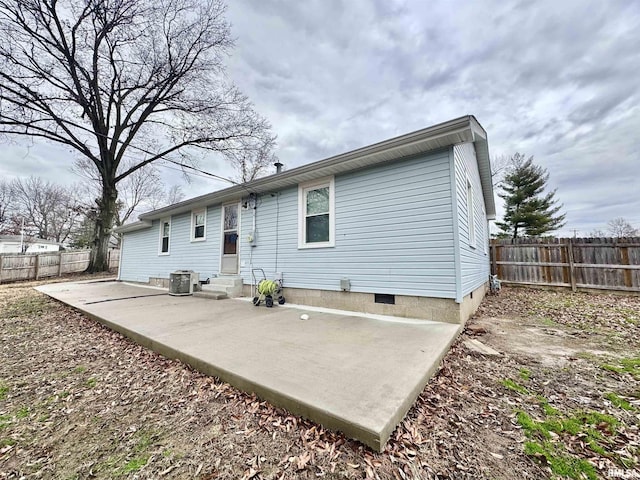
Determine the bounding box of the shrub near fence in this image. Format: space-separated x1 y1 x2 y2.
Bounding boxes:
490 237 640 293
0 249 120 283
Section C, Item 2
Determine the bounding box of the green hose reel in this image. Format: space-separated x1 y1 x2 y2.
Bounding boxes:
257 279 278 296
253 277 285 308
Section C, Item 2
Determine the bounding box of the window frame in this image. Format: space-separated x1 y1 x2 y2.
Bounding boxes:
190 208 207 242
158 217 171 255
298 176 335 249
482 206 488 255
466 177 476 248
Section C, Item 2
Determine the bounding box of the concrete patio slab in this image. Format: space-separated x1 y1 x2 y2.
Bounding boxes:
36 280 461 451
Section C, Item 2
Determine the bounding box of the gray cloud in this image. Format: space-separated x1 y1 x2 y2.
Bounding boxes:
1 0 639 235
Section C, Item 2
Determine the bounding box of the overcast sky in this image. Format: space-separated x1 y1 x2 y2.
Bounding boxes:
1 0 639 236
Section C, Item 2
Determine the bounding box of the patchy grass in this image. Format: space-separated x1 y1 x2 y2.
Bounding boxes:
16 407 29 419
506 375 633 477
523 441 598 480
0 438 17 448
0 414 10 430
604 392 636 411
119 456 149 474
108 431 156 476
0 381 8 400
519 368 531 381
501 378 529 395
2 279 639 479
2 294 50 319
539 317 558 327
601 357 640 380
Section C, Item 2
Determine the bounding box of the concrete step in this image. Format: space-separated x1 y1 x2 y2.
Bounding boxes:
193 291 227 300
200 285 227 294
207 275 243 288
202 276 242 297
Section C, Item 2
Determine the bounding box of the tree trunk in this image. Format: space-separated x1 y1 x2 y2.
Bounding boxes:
88 182 118 273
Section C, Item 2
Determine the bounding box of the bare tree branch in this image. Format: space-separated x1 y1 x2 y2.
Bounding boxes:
10 176 83 243
0 0 276 270
607 217 638 238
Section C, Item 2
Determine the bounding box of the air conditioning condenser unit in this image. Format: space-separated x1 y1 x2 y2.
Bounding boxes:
169 270 199 296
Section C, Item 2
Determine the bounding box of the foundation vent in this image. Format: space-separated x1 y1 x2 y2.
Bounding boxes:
374 293 395 305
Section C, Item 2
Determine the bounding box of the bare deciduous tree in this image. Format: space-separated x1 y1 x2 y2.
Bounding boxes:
0 180 15 234
0 0 275 271
74 157 183 228
490 154 511 188
606 217 638 238
11 177 83 243
161 185 185 209
227 136 278 182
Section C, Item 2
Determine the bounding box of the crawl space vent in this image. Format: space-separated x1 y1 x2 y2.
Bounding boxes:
374 293 395 305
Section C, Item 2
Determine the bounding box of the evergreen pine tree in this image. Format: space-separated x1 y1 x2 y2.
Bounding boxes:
495 153 566 238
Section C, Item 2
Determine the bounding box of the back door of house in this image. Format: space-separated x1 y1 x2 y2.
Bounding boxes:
221 203 239 274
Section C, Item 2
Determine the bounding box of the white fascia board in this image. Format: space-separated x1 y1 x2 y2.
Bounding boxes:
139 115 487 222
114 220 153 234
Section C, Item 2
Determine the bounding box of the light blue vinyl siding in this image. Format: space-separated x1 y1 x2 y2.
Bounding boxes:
453 142 490 296
239 150 457 298
119 207 221 283
119 149 475 299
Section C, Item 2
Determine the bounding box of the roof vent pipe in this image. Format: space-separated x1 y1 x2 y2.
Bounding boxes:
274 162 283 174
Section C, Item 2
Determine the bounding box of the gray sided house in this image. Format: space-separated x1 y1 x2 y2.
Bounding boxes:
116 115 496 323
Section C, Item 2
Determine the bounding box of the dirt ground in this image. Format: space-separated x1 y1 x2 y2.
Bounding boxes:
1 276 638 479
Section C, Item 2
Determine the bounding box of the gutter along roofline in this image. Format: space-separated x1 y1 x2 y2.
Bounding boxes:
115 115 494 233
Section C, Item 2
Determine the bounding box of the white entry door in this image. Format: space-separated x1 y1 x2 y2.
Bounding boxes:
221 203 240 274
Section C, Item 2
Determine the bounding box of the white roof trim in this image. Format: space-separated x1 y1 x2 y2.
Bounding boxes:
114 220 152 234
116 115 494 233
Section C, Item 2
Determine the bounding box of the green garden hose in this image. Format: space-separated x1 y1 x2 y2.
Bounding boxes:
257 279 278 296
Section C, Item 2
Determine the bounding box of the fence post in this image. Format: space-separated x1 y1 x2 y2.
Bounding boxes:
542 246 551 283
34 254 40 280
58 252 63 277
0 255 3 284
490 241 497 275
567 239 577 292
621 246 632 288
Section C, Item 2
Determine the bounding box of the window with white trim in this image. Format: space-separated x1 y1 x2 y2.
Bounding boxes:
466 178 476 247
298 177 335 248
482 206 488 254
159 218 170 255
191 208 206 241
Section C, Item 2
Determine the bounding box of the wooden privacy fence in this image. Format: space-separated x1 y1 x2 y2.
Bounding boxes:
0 249 120 283
490 237 640 293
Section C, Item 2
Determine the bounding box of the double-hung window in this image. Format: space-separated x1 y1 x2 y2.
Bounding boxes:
159 218 171 255
466 178 476 247
298 177 335 248
191 209 206 241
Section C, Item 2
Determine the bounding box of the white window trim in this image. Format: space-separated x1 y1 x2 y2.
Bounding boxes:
190 208 207 242
298 176 335 249
483 206 488 255
466 177 476 248
158 217 171 256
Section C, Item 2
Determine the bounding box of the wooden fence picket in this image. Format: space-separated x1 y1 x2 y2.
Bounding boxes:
490 237 640 293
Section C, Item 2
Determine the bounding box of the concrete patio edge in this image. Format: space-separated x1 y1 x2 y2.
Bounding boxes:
36 281 462 452
43 298 393 450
